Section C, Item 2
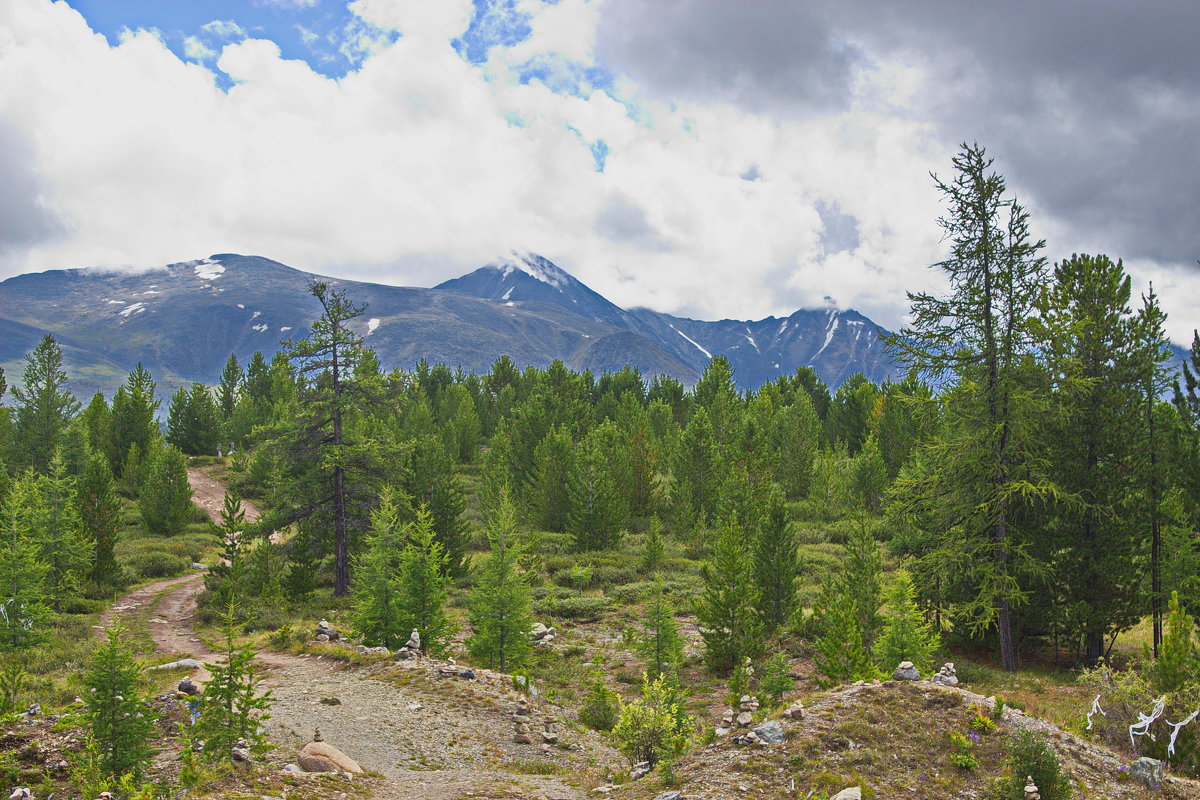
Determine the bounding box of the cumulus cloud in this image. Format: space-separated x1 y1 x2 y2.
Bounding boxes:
183 35 216 62
0 0 1196 345
200 19 247 40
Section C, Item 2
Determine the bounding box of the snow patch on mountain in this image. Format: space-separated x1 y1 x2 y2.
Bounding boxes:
252 323 268 332
671 325 712 359
815 314 840 357
366 318 380 335
119 302 146 317
194 258 225 280
497 252 568 289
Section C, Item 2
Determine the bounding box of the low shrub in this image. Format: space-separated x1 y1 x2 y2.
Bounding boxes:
125 551 188 579
535 595 609 621
1003 731 1071 799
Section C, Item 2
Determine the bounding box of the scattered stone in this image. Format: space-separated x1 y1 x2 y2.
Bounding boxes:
782 702 805 720
177 677 200 696
652 793 680 800
630 761 651 780
297 740 363 774
147 658 204 671
459 669 476 680
7 789 30 800
353 644 390 656
893 661 920 681
282 764 302 772
191 562 207 570
230 738 252 763
405 629 421 651
394 647 413 660
753 720 785 744
1130 757 1164 788
408 703 423 712
319 697 341 706
714 727 731 737
736 711 753 727
931 662 958 686
314 634 330 643
830 789 862 800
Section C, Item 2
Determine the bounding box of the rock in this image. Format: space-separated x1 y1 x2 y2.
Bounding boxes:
297 741 362 774
191 562 207 570
314 620 340 640
782 702 804 720
630 761 652 780
282 764 302 772
314 633 330 643
715 727 731 736
147 658 204 671
459 669 476 679
931 662 959 686
395 647 413 660
720 710 734 727
25 704 39 717
319 697 341 706
1130 757 1164 788
541 730 558 744
514 733 534 745
736 711 753 727
892 661 920 681
7 789 30 800
753 720 785 744
652 793 681 800
830 789 862 800
405 629 421 651
231 738 252 763
177 677 200 696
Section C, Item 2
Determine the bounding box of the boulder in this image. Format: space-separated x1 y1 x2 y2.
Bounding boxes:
630 761 651 780
736 711 753 727
892 661 920 681
752 720 785 744
297 741 362 774
7 789 31 800
177 677 200 696
830 789 862 800
1130 757 1164 788
147 658 204 671
652 793 681 800
782 702 805 720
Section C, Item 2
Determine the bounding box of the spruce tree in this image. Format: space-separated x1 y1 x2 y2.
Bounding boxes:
670 410 722 528
167 384 221 456
753 492 798 631
844 516 884 649
774 391 821 499
873 570 941 674
567 422 630 551
216 353 243 424
886 143 1052 672
467 491 533 673
852 434 889 513
639 576 684 681
406 434 469 575
80 392 117 472
813 578 876 686
193 611 273 759
84 625 158 780
1146 592 1200 694
138 445 194 536
696 515 763 675
110 364 159 477
205 487 248 610
11 334 79 473
640 516 665 573
478 424 514 522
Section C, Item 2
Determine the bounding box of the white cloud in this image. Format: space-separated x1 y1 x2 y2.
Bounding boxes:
200 20 247 40
183 35 216 62
0 0 1195 344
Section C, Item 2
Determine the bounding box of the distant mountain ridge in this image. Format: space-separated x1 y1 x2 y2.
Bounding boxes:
0 252 900 398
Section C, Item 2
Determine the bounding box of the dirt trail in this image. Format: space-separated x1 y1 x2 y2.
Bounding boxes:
102 466 611 800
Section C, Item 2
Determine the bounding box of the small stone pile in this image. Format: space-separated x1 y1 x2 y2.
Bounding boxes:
530 622 556 648
297 729 363 774
931 662 959 686
782 700 804 720
177 677 200 696
394 629 421 660
313 620 340 642
892 661 921 681
717 695 760 737
512 698 534 744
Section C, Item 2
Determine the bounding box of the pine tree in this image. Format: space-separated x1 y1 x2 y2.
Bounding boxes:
753 492 798 631
11 334 79 473
1145 592 1200 694
84 625 158 780
640 516 665 573
567 421 630 551
774 391 822 499
216 353 243 425
696 515 763 675
0 474 50 650
167 384 221 455
639 576 683 681
205 487 248 610
852 434 888 513
193 611 273 759
138 445 194 536
110 364 159 478
670 410 722 529
873 571 941 674
529 426 573 532
77 448 122 585
406 435 469 575
30 453 91 610
844 516 884 648
395 507 454 653
886 143 1052 672
813 578 877 687
351 488 412 649
467 491 533 673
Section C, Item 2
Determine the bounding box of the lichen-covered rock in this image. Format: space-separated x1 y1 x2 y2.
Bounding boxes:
1130 757 1164 788
830 788 862 800
752 720 785 744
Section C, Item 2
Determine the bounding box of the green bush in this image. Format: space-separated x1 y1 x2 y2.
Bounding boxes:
578 678 621 732
612 675 694 768
125 551 188 579
1003 731 1071 799
535 595 609 620
590 564 636 587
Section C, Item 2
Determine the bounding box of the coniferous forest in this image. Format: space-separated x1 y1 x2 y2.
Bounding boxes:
0 145 1199 798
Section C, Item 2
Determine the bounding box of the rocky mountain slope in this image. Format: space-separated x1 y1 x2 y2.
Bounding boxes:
0 252 899 397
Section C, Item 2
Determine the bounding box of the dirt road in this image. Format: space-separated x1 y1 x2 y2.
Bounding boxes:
101 466 615 799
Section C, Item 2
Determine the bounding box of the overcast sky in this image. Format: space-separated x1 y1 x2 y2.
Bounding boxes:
1 0 1196 341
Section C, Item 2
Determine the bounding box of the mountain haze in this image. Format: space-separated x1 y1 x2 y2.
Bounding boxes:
0 252 899 397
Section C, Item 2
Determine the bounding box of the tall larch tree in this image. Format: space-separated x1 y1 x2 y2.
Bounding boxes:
11 334 79 473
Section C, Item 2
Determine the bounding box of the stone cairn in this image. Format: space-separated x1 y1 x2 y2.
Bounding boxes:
530 622 556 648
931 662 959 686
892 661 921 681
513 698 534 744
1024 776 1040 800
313 620 340 642
717 694 761 737
394 629 422 660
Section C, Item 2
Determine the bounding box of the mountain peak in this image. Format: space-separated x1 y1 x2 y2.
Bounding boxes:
489 251 574 291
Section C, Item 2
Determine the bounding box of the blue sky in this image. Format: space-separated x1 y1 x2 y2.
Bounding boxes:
2 0 1198 340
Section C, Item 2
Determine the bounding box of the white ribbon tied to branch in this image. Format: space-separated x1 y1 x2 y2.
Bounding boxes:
1166 708 1200 758
1130 696 1166 749
1086 694 1106 730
